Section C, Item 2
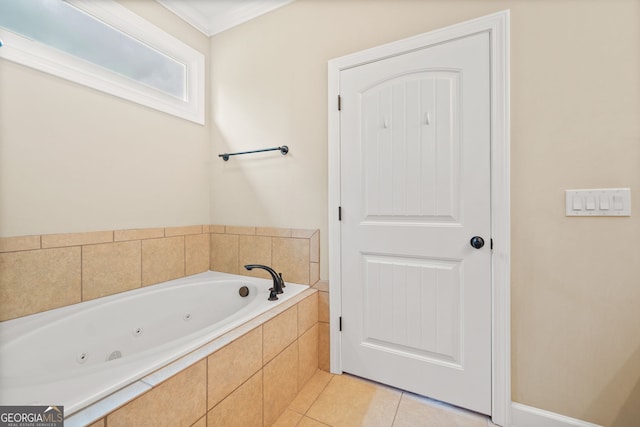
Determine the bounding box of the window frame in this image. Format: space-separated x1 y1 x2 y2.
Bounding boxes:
0 0 205 124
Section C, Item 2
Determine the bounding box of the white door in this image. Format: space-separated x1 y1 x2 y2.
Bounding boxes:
340 32 491 414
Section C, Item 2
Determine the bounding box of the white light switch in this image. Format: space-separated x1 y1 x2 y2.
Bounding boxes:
572 196 583 211
566 188 631 216
585 196 596 210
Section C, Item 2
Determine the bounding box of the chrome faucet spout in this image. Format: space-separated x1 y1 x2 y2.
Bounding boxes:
244 264 284 297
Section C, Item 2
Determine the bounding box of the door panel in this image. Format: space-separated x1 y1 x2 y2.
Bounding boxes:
362 254 462 364
362 71 461 222
340 32 491 414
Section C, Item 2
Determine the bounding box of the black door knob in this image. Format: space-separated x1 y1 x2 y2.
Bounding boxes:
470 236 485 249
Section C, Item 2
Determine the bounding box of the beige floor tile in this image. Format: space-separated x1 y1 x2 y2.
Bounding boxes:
271 409 303 427
299 417 333 427
307 374 401 427
289 369 334 415
392 393 489 427
297 416 331 427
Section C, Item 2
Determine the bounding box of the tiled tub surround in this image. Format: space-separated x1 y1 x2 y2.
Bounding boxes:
0 225 325 425
65 288 319 427
0 225 320 321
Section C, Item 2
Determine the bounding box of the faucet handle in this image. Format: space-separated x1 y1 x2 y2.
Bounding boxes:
278 272 286 288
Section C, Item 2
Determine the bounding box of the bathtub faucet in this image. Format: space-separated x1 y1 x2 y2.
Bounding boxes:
244 264 284 300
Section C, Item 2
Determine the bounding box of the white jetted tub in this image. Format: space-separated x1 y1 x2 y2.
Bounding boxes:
0 271 307 415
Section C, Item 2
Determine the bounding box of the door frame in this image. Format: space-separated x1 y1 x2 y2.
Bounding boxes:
327 10 511 426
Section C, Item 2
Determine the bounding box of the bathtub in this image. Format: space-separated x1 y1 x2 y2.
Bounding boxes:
0 271 308 416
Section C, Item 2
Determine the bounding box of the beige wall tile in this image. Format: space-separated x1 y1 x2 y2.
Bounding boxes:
298 324 319 389
0 235 40 253
310 231 319 263
186 233 210 276
289 370 333 415
210 233 239 274
141 237 185 286
238 235 272 278
207 370 262 427
318 322 330 372
209 225 226 234
207 327 262 409
165 225 203 237
0 247 81 321
272 238 310 285
298 292 318 336
309 263 320 286
291 229 316 239
191 416 206 427
263 306 298 364
42 231 113 248
264 341 299 426
82 241 141 301
256 227 291 238
114 228 164 242
318 291 329 323
313 280 329 292
225 226 255 235
108 360 206 427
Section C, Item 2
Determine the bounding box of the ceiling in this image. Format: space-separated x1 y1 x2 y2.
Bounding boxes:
156 0 296 36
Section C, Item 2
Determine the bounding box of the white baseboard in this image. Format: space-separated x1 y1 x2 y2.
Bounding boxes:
511 403 602 427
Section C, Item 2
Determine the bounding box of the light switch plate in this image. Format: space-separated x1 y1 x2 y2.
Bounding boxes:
565 188 631 216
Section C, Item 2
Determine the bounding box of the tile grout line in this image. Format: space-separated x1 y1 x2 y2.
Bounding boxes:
390 391 405 427
293 372 337 424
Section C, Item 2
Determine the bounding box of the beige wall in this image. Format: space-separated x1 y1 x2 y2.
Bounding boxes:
0 0 211 237
210 0 640 425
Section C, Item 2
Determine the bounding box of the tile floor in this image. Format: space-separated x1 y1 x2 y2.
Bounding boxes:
272 370 496 427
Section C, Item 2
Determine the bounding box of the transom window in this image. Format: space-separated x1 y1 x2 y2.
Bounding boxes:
0 0 204 124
